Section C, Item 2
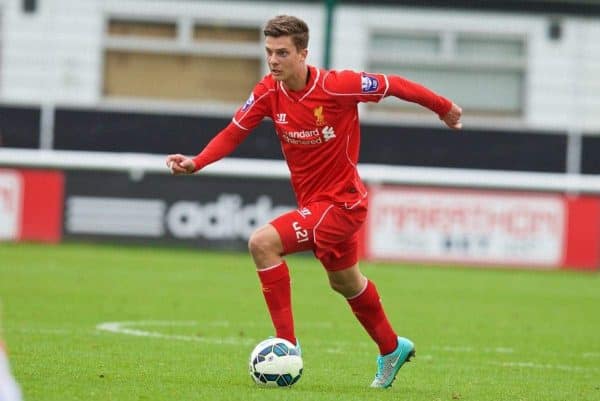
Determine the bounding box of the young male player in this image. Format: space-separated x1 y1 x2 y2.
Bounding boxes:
0 308 22 401
0 343 22 401
166 15 462 388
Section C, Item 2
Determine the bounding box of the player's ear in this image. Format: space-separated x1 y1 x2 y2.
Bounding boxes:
299 47 308 62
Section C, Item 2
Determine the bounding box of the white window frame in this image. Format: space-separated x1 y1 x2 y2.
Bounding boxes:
100 13 266 107
366 26 528 120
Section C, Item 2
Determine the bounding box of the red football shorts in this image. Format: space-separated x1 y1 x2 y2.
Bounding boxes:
269 200 368 271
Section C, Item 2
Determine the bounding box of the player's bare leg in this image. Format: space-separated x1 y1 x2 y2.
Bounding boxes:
328 264 397 352
248 224 284 268
248 224 297 345
330 264 415 388
326 263 366 298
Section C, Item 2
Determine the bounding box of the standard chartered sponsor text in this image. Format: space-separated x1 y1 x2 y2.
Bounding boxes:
285 128 319 138
281 128 322 145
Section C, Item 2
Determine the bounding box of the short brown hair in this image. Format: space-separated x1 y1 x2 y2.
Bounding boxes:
264 15 309 50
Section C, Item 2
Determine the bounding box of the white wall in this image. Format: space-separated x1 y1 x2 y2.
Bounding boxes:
332 5 600 132
577 20 600 132
1 0 102 103
0 0 325 105
100 0 325 70
0 0 599 132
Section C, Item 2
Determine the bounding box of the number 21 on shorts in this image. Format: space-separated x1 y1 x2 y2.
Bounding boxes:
292 221 309 244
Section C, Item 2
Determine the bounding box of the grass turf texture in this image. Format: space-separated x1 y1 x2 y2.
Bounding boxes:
0 242 599 401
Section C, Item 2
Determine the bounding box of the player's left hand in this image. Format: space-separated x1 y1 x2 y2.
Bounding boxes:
441 102 463 130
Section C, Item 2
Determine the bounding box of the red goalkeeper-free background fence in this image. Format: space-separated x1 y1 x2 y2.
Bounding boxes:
1 167 598 271
362 186 600 271
0 169 63 243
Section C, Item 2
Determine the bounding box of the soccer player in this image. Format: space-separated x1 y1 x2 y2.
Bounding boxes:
0 309 22 401
0 343 22 401
166 15 462 388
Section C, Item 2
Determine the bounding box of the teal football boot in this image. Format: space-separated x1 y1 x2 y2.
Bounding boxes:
370 337 415 388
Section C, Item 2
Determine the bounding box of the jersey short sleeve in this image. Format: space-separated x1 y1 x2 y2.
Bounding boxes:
232 79 273 131
322 70 389 105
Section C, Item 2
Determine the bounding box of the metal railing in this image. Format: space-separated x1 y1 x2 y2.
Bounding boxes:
1 148 600 194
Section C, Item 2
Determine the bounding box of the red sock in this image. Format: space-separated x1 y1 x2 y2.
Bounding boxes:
347 280 398 355
256 261 296 345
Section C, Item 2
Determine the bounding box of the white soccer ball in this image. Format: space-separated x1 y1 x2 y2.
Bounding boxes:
248 337 303 387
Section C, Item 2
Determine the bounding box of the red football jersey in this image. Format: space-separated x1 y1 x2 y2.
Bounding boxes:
193 65 451 208
232 66 393 208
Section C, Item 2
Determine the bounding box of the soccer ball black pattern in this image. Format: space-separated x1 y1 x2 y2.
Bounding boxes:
249 338 303 387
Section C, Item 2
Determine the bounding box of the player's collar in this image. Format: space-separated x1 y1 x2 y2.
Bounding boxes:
280 66 319 103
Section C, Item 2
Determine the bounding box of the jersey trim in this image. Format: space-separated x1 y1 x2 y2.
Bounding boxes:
313 204 335 247
232 117 249 131
382 74 390 97
299 68 320 102
279 81 291 101
344 122 358 169
344 116 368 202
344 192 368 210
278 67 321 103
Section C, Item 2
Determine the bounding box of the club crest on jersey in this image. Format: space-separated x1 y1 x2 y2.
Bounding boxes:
241 92 255 111
313 106 326 126
361 74 379 93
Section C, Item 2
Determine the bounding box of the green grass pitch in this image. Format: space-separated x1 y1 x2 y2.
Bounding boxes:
0 242 599 401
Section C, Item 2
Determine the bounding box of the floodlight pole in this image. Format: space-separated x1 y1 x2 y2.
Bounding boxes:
323 0 337 69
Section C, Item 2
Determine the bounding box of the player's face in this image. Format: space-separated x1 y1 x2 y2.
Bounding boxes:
265 35 307 83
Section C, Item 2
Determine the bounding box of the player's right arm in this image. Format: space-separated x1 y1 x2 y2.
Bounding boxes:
166 122 251 175
166 81 273 175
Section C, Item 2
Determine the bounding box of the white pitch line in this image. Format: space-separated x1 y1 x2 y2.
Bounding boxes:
105 320 200 327
96 321 257 346
95 320 598 375
325 348 343 354
95 320 515 354
431 345 515 354
489 361 598 372
432 345 474 352
95 320 517 353
204 320 334 329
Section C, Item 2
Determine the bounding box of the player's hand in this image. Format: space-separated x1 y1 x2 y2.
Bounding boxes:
441 102 463 130
165 154 196 175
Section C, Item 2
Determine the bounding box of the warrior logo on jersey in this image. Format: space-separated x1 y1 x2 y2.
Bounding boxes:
242 92 255 111
322 126 336 142
276 113 288 124
313 106 326 126
361 73 379 93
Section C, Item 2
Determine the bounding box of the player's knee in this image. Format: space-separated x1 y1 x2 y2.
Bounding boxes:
248 229 275 257
328 271 365 298
329 278 352 297
329 279 344 294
